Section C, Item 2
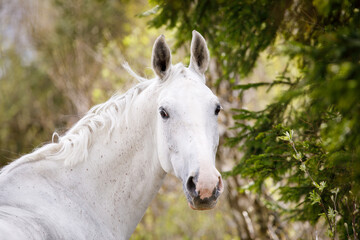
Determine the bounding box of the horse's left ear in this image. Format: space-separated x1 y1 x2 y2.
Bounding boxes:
152 34 172 80
189 30 210 76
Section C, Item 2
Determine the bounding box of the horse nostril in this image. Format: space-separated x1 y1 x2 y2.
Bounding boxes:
214 176 223 198
186 176 198 198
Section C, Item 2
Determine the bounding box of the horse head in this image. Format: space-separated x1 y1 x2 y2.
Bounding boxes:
153 31 224 210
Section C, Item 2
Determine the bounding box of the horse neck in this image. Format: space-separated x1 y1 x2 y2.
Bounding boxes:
65 86 166 238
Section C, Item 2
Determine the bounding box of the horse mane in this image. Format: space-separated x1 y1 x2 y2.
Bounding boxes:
1 64 157 174
1 63 188 175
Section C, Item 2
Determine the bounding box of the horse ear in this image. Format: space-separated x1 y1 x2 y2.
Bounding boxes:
189 30 210 76
152 35 172 80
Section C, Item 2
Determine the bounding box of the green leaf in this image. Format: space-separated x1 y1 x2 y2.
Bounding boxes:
328 206 336 220
278 136 290 141
293 152 302 160
318 181 326 193
233 82 270 90
299 163 306 172
312 182 320 188
326 229 334 238
330 188 339 194
285 131 291 139
137 5 160 17
309 190 321 205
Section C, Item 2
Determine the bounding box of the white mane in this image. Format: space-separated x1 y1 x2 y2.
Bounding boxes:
52 80 153 167
1 65 155 174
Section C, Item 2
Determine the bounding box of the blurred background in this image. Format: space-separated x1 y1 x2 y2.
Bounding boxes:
1 0 359 239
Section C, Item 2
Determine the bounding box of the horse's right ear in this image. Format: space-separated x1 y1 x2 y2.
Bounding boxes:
152 35 172 80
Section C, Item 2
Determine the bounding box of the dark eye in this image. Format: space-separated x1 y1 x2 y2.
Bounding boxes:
215 105 221 115
159 107 169 119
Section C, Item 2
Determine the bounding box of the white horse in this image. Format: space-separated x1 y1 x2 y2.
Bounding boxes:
0 31 224 240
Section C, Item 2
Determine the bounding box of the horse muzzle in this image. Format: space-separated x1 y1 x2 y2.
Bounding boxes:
184 170 223 210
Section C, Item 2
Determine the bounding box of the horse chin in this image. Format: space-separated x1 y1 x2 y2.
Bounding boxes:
183 186 220 210
187 201 216 211
185 192 219 210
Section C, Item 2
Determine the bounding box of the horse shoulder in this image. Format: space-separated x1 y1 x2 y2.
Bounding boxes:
0 162 116 240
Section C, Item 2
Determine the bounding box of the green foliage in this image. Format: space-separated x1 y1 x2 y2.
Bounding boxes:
147 0 291 77
149 0 360 238
230 24 360 238
0 48 69 166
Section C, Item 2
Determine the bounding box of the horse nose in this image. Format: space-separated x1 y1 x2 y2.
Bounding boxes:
197 174 223 200
186 170 223 200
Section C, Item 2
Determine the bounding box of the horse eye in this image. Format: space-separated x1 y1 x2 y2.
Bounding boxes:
159 107 169 119
215 105 221 115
